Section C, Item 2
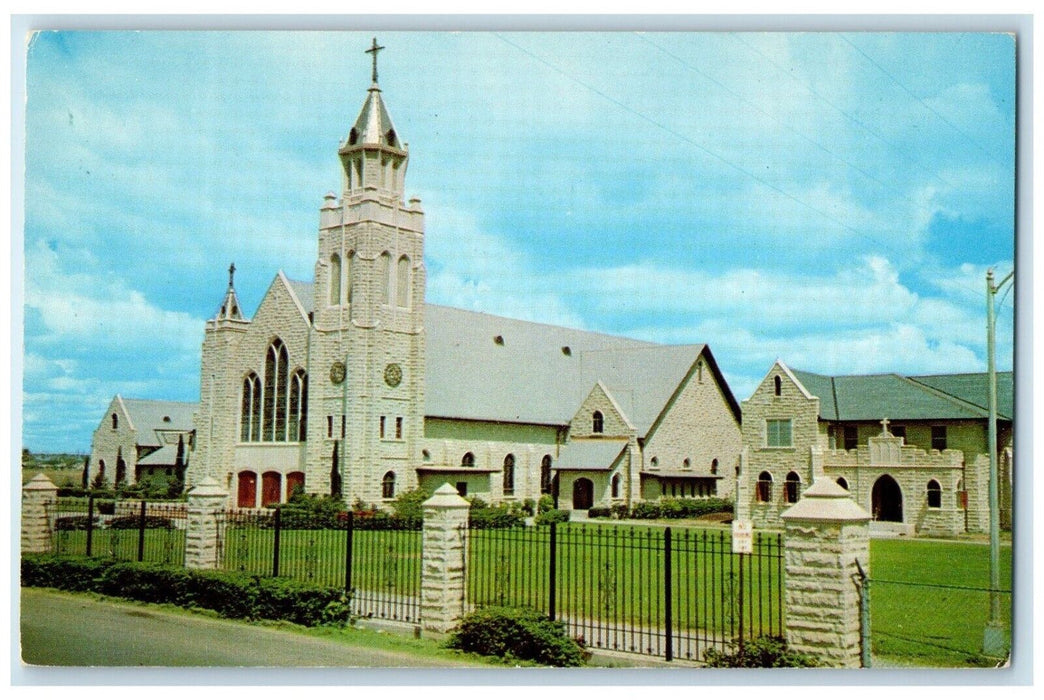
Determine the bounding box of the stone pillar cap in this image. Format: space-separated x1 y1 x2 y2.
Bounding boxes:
781 478 870 523
423 483 470 508
23 473 58 491
187 476 227 498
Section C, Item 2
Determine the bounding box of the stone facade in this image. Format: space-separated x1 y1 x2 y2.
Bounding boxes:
89 396 138 487
420 484 470 633
781 478 870 668
737 361 1011 536
22 474 59 555
182 66 743 512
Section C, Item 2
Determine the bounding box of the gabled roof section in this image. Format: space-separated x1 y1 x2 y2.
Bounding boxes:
342 85 403 150
424 305 707 432
554 440 627 471
120 399 197 448
283 275 315 317
908 372 1013 421
789 368 1012 422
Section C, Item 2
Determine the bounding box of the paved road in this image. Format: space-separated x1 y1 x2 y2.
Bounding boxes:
19 588 486 668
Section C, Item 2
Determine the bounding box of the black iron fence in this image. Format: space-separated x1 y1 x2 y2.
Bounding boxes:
49 495 187 566
216 509 423 623
467 522 784 662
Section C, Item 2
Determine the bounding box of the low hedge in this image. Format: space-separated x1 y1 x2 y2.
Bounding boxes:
107 515 175 530
447 606 586 667
21 554 352 627
534 508 570 526
703 636 821 668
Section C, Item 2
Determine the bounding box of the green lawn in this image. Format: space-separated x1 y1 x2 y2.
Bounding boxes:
869 538 1012 667
48 517 1013 667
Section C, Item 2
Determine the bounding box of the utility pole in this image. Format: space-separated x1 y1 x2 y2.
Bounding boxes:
984 267 1012 656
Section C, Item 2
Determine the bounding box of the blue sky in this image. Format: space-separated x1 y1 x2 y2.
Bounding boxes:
20 31 1016 453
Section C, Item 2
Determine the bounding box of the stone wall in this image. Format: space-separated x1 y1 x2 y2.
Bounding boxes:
642 355 742 499
89 396 138 487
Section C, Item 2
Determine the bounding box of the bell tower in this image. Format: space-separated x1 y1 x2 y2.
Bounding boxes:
308 38 427 503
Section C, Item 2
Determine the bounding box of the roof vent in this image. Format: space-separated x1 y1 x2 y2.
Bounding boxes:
561 346 572 356
494 335 505 346
163 416 171 423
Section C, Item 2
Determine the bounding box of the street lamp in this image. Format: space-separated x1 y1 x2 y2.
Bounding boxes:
983 267 1012 656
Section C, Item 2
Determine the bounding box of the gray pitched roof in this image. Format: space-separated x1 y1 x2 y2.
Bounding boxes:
790 370 1013 422
137 444 183 466
553 440 627 471
284 278 315 315
260 282 730 433
121 399 196 447
424 305 708 433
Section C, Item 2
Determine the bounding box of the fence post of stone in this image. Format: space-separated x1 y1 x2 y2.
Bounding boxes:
185 476 228 570
421 483 471 634
780 478 871 668
22 474 59 555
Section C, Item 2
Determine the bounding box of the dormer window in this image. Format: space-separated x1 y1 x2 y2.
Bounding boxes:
561 346 572 356
494 335 504 346
386 128 396 145
592 411 604 434
163 416 171 423
348 128 359 145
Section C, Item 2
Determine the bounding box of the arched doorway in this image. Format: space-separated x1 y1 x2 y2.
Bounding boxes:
286 471 305 499
572 478 594 510
261 471 282 507
871 474 903 522
237 471 257 508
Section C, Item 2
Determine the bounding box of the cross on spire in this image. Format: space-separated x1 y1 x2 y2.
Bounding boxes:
880 417 891 434
366 37 385 84
228 262 236 288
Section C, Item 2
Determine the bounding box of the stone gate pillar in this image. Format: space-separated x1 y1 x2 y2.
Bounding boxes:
22 474 59 554
781 478 871 668
421 483 471 633
185 477 228 569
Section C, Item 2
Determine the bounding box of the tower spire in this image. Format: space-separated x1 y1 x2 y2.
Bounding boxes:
228 262 236 288
366 37 384 85
214 262 244 322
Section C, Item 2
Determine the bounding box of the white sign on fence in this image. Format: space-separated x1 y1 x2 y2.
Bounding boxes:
732 519 753 554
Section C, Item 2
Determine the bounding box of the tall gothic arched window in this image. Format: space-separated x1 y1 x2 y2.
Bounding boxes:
263 339 289 441
503 454 515 496
379 251 391 304
329 253 342 306
345 251 354 304
288 369 308 442
396 255 410 307
241 372 261 442
540 455 553 494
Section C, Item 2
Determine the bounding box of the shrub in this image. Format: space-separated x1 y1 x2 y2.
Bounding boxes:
447 606 586 667
703 636 822 668
277 493 347 530
534 508 570 526
390 487 430 527
520 498 536 516
469 503 525 529
610 503 629 519
21 555 352 627
629 501 661 520
108 515 175 530
21 555 108 591
587 506 612 519
55 515 96 531
537 495 554 513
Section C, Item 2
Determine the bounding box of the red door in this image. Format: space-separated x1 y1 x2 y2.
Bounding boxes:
237 471 257 508
261 471 282 507
286 471 305 499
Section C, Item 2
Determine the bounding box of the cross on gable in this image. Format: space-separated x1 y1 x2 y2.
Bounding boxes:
880 417 891 434
366 37 385 84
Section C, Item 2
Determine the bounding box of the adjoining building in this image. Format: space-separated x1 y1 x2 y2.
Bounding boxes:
90 46 744 510
735 361 1013 536
89 396 196 491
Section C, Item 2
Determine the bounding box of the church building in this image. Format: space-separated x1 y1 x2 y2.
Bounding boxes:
735 361 1013 536
165 42 744 510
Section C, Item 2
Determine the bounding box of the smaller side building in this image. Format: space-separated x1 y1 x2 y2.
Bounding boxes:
89 396 197 490
736 362 1012 536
